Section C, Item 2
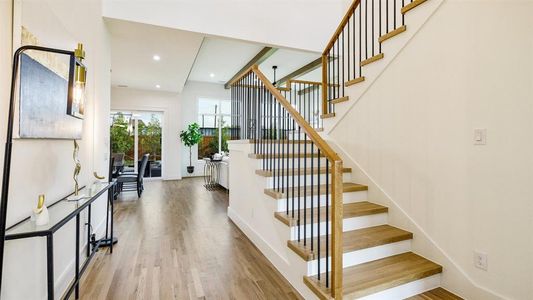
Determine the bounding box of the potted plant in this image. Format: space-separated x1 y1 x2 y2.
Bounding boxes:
180 123 202 174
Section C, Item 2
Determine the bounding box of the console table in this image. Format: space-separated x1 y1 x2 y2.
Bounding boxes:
5 182 115 300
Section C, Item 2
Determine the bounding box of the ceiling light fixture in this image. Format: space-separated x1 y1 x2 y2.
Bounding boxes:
156 84 161 88
209 73 215 78
272 66 278 87
153 55 161 61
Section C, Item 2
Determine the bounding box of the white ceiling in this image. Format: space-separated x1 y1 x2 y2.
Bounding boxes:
258 49 320 84
188 37 263 84
107 19 323 93
106 18 204 93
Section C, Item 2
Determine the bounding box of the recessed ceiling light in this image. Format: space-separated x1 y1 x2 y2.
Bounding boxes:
153 55 161 61
155 84 161 88
209 73 215 78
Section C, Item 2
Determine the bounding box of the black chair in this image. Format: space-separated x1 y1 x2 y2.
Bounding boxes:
116 154 150 197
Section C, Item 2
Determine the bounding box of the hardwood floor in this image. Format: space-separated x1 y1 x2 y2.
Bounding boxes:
76 178 301 300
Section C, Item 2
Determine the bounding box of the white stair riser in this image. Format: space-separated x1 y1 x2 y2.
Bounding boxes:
254 157 329 168
306 240 411 276
288 213 388 240
287 132 322 141
265 172 351 189
276 190 368 212
355 274 441 300
252 145 320 154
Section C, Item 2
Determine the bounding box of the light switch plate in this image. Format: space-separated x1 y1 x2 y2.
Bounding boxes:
474 251 488 270
474 128 487 145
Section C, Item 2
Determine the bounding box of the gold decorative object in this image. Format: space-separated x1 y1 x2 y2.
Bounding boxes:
67 140 84 201
93 172 105 180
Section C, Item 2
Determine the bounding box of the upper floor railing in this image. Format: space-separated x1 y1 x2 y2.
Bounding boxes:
322 0 411 114
230 65 344 298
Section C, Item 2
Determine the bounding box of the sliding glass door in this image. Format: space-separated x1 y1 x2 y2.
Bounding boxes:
110 110 163 178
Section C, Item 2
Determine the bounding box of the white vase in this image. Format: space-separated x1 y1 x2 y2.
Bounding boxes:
33 205 49 226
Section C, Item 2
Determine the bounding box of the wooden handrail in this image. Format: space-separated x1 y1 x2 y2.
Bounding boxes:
230 65 344 298
251 65 341 162
322 0 361 55
322 0 361 117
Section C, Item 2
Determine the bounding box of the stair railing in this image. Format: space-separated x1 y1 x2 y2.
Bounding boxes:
278 79 324 130
230 65 344 298
322 0 409 115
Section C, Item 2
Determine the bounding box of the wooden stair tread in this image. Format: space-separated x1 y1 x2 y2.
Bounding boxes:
304 252 442 299
248 152 326 159
344 76 365 87
265 182 368 200
320 113 336 119
407 288 463 300
360 53 384 66
274 201 386 226
255 167 352 177
288 225 412 261
402 0 428 14
331 96 350 105
379 25 407 43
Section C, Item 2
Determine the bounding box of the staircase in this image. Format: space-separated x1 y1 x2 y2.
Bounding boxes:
227 0 464 299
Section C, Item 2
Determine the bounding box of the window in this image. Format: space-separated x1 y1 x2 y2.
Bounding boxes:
197 98 232 159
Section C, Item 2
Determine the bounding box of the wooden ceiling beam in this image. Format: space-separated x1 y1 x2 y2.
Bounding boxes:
224 47 278 89
276 57 322 87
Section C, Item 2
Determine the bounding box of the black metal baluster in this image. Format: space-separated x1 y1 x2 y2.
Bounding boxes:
380 0 382 53
297 124 301 242
336 39 340 102
317 149 321 280
402 0 405 25
386 0 389 33
325 159 329 287
341 29 345 97
347 16 351 81
310 142 314 252
392 0 396 30
372 0 375 57
303 132 307 246
292 115 295 218
365 0 368 60
359 2 363 75
353 6 357 78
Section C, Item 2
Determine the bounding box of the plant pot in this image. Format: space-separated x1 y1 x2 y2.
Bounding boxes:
187 166 194 174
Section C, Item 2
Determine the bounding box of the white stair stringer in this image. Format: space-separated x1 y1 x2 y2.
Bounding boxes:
323 0 445 134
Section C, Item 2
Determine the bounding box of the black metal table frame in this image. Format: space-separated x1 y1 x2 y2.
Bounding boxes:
5 183 115 300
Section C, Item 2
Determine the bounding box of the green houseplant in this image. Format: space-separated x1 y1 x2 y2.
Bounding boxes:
180 123 202 174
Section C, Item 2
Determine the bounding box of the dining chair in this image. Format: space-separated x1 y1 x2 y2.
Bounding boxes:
116 154 150 198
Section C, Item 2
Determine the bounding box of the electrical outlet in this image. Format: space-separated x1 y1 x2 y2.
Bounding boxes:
474 251 488 270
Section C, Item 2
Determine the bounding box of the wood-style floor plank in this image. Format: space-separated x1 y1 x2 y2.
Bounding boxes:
407 287 464 300
74 178 302 300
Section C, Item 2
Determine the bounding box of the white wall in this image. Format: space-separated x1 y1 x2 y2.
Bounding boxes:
111 87 182 180
179 81 230 178
329 1 533 299
102 0 351 52
0 0 111 299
